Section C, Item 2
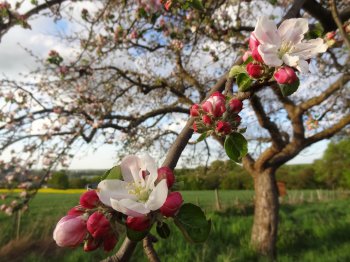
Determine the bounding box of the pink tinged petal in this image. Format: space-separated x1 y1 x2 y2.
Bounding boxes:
278 18 308 44
253 16 281 46
139 153 158 189
53 215 87 248
110 198 150 217
296 59 309 73
121 155 141 183
97 180 136 206
291 38 328 60
258 44 282 67
202 101 213 114
145 179 168 211
282 53 299 67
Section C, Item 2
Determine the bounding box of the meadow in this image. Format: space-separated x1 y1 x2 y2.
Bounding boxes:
0 190 350 262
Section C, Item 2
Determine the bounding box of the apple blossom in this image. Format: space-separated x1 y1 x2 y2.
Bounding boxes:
216 121 231 136
190 104 200 117
53 215 87 247
274 67 298 85
157 167 175 188
249 32 260 51
160 192 183 217
202 92 226 118
253 16 327 72
80 190 100 209
97 153 168 217
202 115 212 126
229 98 243 113
126 216 151 231
87 212 111 239
246 63 264 79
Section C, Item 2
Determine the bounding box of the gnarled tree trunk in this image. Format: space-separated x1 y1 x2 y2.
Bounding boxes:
251 168 279 260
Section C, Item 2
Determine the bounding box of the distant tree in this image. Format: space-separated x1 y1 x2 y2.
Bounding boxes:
68 177 87 189
48 171 69 189
315 139 350 189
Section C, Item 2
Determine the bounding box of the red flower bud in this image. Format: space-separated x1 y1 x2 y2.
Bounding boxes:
160 192 183 217
274 67 298 85
80 190 99 209
235 115 242 124
103 233 118 252
229 98 243 113
246 63 264 79
216 121 231 136
157 166 175 188
67 206 85 217
202 115 212 126
190 104 200 117
53 215 87 248
251 48 264 63
249 33 260 51
326 31 336 40
84 238 100 252
126 216 151 232
87 212 111 239
193 122 198 132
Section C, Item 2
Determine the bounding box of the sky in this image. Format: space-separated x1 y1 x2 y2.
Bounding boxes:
0 1 330 170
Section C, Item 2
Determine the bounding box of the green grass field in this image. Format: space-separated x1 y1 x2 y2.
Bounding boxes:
0 190 349 262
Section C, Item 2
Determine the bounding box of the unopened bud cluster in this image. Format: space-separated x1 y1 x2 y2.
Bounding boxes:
190 92 243 137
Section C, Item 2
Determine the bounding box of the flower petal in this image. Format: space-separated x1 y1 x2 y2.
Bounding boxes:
253 16 281 46
139 153 158 178
291 38 328 60
278 18 308 45
145 179 168 211
97 179 135 206
296 59 309 73
282 53 299 67
258 44 282 67
110 198 150 217
121 155 141 183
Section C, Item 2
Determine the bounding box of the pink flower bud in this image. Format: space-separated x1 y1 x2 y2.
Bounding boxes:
216 121 231 136
251 48 264 63
103 233 118 252
202 92 226 118
87 212 111 239
202 115 212 126
274 67 298 85
157 167 175 188
53 215 87 247
246 63 264 79
242 50 252 62
80 190 99 209
326 31 336 40
190 104 200 117
67 206 85 217
84 238 100 252
249 33 260 51
229 98 243 113
126 216 151 232
160 192 183 217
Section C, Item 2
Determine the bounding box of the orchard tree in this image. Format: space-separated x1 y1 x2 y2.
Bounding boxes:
0 0 350 261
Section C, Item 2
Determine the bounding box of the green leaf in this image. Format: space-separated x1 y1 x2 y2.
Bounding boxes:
236 73 253 92
224 133 248 162
174 203 211 243
101 166 122 181
156 222 170 239
279 78 300 97
229 65 246 78
188 0 204 10
242 56 253 65
196 132 207 143
126 227 148 242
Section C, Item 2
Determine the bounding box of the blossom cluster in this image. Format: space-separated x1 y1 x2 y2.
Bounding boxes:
190 92 243 137
53 154 183 251
239 16 327 96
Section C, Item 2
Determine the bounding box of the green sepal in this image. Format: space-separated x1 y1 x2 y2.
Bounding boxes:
237 73 253 92
279 78 300 96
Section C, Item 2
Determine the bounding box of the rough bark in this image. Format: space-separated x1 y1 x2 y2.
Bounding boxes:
251 168 279 260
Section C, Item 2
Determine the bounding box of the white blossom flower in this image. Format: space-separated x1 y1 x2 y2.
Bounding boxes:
97 153 168 217
254 16 328 73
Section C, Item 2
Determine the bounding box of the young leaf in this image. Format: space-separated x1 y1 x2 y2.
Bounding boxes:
126 227 148 242
174 203 211 243
196 132 207 143
279 78 300 97
229 65 245 78
101 166 122 181
236 73 253 92
156 222 171 239
224 133 248 162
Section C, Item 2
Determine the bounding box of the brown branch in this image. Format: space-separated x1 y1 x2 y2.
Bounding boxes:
329 0 350 51
100 238 137 262
143 235 160 262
